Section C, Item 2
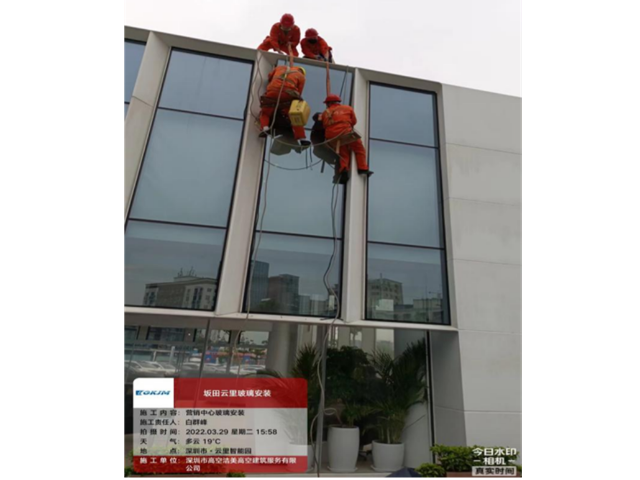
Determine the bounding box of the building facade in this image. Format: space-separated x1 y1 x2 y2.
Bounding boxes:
124 26 522 471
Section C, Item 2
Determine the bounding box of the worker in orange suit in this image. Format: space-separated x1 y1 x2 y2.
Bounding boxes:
257 14 301 57
301 28 333 63
259 65 309 144
321 94 372 181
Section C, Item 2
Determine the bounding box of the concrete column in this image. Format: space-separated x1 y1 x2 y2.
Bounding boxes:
265 322 294 375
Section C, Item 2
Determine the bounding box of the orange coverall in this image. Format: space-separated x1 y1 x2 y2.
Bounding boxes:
260 66 307 140
321 104 368 172
302 37 331 60
258 23 301 56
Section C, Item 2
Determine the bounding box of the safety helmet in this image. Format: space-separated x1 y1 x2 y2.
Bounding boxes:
306 28 320 40
280 13 296 28
324 94 342 104
296 66 306 76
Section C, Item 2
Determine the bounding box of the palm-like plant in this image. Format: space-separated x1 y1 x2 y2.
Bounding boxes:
369 339 427 444
325 346 377 427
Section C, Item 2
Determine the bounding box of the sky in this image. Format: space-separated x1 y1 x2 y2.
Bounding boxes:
124 0 521 97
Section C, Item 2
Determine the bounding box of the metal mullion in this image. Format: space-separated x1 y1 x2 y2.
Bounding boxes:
156 106 245 123
369 136 439 150
255 229 343 242
367 240 445 251
127 217 229 231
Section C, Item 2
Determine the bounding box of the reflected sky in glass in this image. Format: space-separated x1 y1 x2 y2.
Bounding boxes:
125 41 145 103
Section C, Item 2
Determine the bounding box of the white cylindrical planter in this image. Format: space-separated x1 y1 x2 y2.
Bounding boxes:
327 426 359 473
372 440 405 472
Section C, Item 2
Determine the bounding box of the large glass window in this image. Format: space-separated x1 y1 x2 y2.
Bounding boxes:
128 110 244 226
125 50 253 310
244 61 351 317
369 84 437 147
125 40 145 117
366 84 448 324
125 221 225 309
246 233 342 316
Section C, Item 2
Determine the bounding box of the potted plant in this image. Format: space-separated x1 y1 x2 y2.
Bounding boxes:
325 346 376 473
416 463 446 477
369 341 426 472
430 445 480 477
326 402 374 473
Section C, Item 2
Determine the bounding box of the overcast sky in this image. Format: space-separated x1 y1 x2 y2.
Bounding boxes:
125 0 521 97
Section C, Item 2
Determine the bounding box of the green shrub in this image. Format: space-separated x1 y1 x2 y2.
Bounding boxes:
416 463 446 477
430 444 482 472
227 472 246 477
124 466 134 477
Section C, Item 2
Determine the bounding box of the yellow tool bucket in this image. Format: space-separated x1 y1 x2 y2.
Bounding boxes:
289 100 311 126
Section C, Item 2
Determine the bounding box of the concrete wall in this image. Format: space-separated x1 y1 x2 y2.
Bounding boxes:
432 85 522 458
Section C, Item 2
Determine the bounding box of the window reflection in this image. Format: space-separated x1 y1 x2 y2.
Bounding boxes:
160 50 252 119
128 110 243 227
125 221 225 310
368 140 442 247
369 84 437 146
367 84 447 324
125 41 145 103
246 233 341 317
125 51 252 312
367 244 447 324
257 147 344 238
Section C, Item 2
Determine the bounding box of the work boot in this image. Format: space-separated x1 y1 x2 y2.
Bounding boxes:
358 169 374 178
338 170 349 185
299 139 311 147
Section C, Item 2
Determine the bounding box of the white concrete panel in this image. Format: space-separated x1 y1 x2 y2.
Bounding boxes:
430 332 465 412
442 86 521 154
464 412 522 461
446 144 521 205
449 199 521 265
402 403 432 467
433 406 466 446
453 260 521 334
341 68 368 322
459 331 521 413
131 32 170 107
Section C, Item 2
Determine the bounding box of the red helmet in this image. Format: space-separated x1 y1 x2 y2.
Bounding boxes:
305 28 319 39
280 14 295 28
324 94 342 104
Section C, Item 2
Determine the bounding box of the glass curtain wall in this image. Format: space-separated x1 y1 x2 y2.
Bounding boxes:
125 40 145 117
